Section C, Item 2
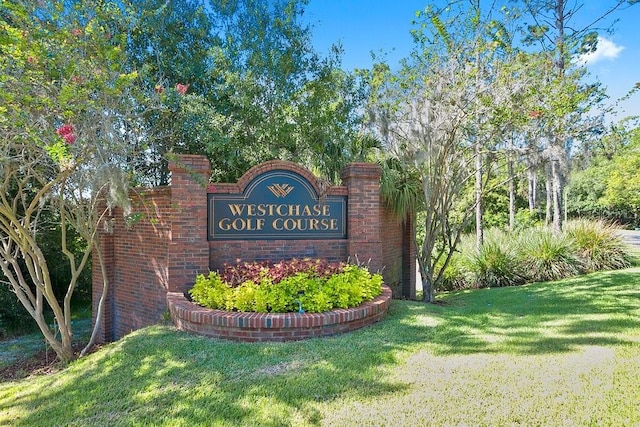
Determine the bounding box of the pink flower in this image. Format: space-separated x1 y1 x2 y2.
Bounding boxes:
62 133 76 144
529 110 542 119
56 124 74 136
176 83 189 95
71 28 82 37
56 124 76 144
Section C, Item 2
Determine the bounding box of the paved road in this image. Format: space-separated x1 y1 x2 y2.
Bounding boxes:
619 229 640 250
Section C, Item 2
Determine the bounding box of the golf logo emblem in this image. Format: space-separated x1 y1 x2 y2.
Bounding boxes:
267 183 294 198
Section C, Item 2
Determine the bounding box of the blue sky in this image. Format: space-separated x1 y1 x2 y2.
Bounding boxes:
302 1 640 122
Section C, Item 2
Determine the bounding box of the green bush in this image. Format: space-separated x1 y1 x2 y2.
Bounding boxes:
189 272 232 310
432 236 474 292
516 228 581 282
189 259 383 313
471 240 526 288
434 254 470 291
438 229 526 290
514 208 544 231
564 219 631 272
431 220 630 292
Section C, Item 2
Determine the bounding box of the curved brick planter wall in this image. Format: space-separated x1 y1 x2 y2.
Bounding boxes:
167 285 392 342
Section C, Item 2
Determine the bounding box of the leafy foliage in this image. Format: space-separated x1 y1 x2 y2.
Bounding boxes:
219 258 344 287
567 127 640 227
126 0 371 185
0 284 36 339
189 259 383 313
0 0 144 363
471 241 526 288
434 220 630 291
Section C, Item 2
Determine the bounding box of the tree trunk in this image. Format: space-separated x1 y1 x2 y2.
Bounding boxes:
475 139 483 249
545 165 552 226
416 241 434 303
528 168 537 213
422 277 434 303
508 157 516 231
82 244 109 357
551 158 563 235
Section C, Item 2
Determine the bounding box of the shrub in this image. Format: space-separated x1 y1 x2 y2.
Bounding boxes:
189 272 232 310
514 208 544 231
189 259 383 313
564 219 631 272
516 228 581 282
432 221 632 292
471 240 526 288
219 258 343 287
433 254 469 291
433 237 475 292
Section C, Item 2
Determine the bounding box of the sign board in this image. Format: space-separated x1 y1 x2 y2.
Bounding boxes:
208 170 347 240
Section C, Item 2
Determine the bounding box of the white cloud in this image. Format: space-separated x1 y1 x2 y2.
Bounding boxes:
576 36 624 65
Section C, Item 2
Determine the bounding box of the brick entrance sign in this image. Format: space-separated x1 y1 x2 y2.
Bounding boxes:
92 155 415 342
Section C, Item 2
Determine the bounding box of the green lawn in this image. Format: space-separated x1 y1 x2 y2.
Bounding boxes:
1 268 639 426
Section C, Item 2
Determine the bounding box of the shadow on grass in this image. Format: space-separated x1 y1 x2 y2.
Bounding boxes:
3 268 640 426
4 303 425 426
423 268 640 356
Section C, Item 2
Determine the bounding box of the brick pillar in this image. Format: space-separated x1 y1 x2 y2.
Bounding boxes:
341 163 384 273
92 208 115 343
402 211 417 299
168 155 211 293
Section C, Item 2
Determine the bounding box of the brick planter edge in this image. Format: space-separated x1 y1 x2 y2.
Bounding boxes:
167 285 392 342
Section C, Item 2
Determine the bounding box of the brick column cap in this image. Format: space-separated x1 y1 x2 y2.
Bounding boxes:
168 154 211 174
340 162 382 181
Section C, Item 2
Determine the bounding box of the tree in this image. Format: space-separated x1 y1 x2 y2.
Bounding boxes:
517 0 638 234
0 1 142 363
568 126 640 226
125 0 371 185
123 0 217 185
370 3 516 302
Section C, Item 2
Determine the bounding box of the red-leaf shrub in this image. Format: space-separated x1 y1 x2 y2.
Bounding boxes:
220 258 345 287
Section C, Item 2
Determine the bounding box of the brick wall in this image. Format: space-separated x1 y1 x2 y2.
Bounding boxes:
92 155 414 342
167 285 392 342
92 156 210 342
92 187 172 342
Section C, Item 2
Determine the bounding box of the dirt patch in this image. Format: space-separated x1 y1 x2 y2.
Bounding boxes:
0 342 101 381
0 318 95 381
0 348 63 381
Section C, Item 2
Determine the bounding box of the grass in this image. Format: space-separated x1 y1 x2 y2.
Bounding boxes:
1 269 639 426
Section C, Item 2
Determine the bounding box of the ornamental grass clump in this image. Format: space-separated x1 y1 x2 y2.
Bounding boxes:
189 259 383 313
471 240 526 288
564 218 631 272
516 228 581 282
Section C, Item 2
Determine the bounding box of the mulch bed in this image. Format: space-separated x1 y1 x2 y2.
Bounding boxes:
0 343 99 381
0 349 62 381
